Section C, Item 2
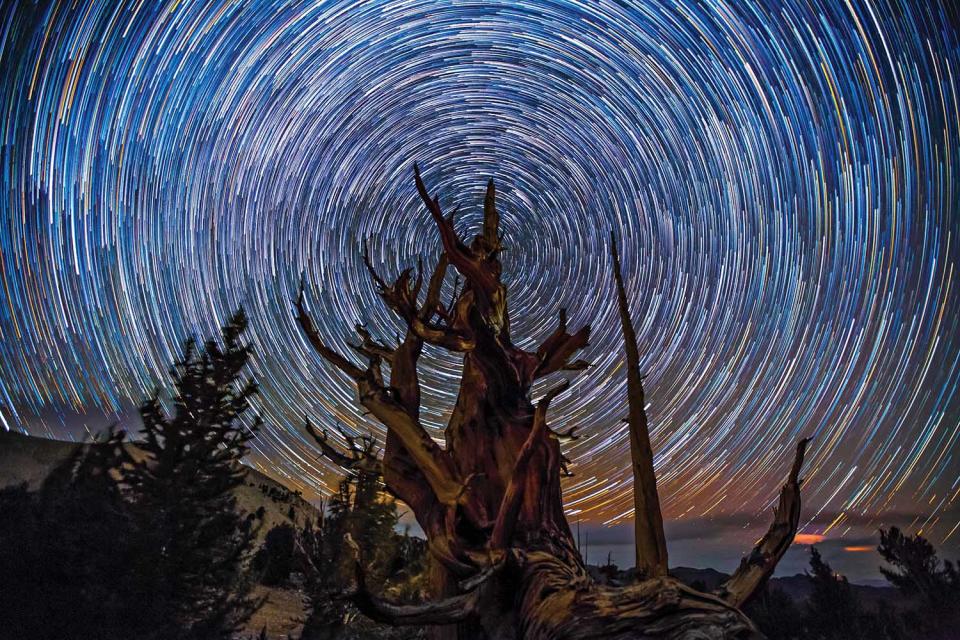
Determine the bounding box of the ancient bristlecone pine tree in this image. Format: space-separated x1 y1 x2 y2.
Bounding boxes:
295 166 811 639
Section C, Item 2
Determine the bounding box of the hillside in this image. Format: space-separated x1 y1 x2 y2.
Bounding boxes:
0 430 320 540
2 431 908 638
0 430 317 639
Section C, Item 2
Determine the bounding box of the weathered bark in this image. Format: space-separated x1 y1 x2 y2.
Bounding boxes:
296 166 811 639
714 438 810 608
611 233 669 579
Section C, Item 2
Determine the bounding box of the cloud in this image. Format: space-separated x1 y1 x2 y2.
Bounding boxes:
794 533 825 545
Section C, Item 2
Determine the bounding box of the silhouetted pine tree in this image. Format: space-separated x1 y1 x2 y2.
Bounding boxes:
879 526 960 639
743 582 801 640
801 546 901 640
802 547 867 639
0 429 139 640
254 522 297 586
126 309 262 639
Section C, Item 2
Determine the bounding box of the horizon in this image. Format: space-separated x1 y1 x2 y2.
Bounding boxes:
9 424 951 586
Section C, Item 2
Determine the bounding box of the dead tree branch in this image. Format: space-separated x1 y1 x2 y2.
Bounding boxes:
344 534 483 626
715 437 811 607
414 163 499 300
532 308 592 380
295 283 462 504
490 380 570 549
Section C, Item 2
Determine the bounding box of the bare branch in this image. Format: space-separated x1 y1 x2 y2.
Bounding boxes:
363 246 417 318
362 242 473 352
420 252 449 322
457 550 510 591
355 375 461 503
305 417 382 476
362 244 391 292
482 178 501 254
562 359 592 372
455 471 484 502
553 425 579 442
716 437 811 608
413 256 424 302
305 417 356 468
295 280 364 379
533 308 591 380
349 324 395 363
490 380 570 549
413 163 498 297
611 233 668 578
446 275 461 319
344 534 481 626
296 283 462 504
408 317 475 352
559 454 574 477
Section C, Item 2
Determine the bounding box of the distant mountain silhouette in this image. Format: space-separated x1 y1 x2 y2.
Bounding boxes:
669 565 900 607
669 566 729 590
580 564 901 608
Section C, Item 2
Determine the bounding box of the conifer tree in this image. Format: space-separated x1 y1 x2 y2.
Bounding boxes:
300 463 425 640
254 522 297 586
0 429 138 640
801 547 867 640
801 546 901 640
127 309 261 639
879 527 960 638
743 583 800 640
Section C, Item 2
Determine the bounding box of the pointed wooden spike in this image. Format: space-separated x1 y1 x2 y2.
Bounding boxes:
611 232 668 579
483 178 500 251
716 437 811 607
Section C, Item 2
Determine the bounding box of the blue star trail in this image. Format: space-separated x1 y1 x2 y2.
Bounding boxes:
1 0 958 550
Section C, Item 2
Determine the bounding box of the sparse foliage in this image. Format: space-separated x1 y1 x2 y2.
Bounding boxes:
801 546 902 640
878 526 960 639
300 466 427 640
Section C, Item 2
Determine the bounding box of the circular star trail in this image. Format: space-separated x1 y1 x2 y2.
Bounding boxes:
1 0 959 547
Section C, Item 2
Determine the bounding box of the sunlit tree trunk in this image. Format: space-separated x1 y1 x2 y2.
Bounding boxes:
296 166 809 639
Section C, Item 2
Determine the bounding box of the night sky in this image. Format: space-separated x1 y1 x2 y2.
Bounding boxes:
1 0 958 581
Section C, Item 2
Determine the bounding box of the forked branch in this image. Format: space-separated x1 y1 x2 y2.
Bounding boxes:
421 252 450 322
363 245 474 352
295 281 364 380
305 417 380 473
413 163 499 298
295 282 462 504
716 437 811 608
611 233 669 578
490 380 570 549
349 324 395 363
533 308 591 379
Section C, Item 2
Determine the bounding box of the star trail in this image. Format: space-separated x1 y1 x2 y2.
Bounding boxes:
1 0 959 553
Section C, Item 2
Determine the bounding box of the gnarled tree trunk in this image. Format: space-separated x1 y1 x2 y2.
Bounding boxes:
295 166 810 639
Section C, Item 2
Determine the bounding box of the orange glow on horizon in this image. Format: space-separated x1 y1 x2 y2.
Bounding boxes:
794 533 826 545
